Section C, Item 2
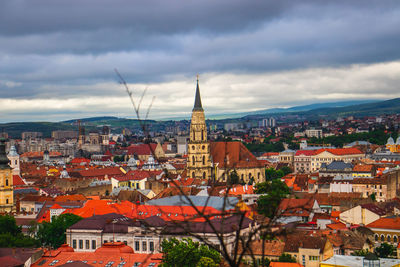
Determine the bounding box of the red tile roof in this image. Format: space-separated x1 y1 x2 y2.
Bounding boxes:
315 148 363 156
13 175 26 186
126 143 159 155
295 150 317 156
210 141 263 168
366 217 400 230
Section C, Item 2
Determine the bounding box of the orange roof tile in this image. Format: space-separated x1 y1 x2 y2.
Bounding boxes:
315 147 363 156
210 141 263 168
366 217 400 230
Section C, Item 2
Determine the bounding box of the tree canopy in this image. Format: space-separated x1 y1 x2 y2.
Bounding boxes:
0 215 39 248
36 213 82 248
255 179 290 218
160 238 220 267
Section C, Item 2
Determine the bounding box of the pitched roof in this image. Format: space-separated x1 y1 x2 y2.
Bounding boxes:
126 143 159 156
366 217 400 230
353 164 374 172
13 175 26 186
210 141 263 168
360 203 386 216
295 150 316 156
284 232 327 253
315 148 363 156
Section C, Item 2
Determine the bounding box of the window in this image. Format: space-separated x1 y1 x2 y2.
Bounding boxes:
192 156 195 164
103 240 107 244
302 255 306 266
85 240 89 249
5 179 8 186
202 156 205 165
375 234 378 241
72 240 77 249
135 241 140 251
149 241 154 252
203 172 206 179
92 240 96 249
394 236 398 243
309 256 319 261
387 235 391 242
142 241 147 251
79 240 83 249
192 172 195 178
381 235 385 242
6 199 8 204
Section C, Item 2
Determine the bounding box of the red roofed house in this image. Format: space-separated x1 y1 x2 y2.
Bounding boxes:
32 242 162 267
276 198 322 224
49 203 66 222
311 148 365 172
210 141 265 184
126 143 165 161
366 217 400 247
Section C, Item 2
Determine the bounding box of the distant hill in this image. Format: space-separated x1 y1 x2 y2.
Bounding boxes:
63 116 120 123
303 97 400 117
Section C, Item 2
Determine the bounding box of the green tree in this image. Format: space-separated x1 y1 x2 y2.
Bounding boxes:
256 179 290 218
351 249 369 256
196 257 218 267
0 215 21 235
370 193 376 202
228 170 240 185
279 166 292 176
0 215 39 248
37 213 82 248
278 253 296 262
375 242 395 258
160 238 220 267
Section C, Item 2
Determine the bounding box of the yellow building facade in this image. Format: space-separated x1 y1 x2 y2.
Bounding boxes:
187 78 212 179
0 139 14 213
386 136 400 153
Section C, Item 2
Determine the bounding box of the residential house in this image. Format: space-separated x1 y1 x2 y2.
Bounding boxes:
340 204 386 226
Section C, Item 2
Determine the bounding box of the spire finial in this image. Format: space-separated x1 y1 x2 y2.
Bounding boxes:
193 75 203 111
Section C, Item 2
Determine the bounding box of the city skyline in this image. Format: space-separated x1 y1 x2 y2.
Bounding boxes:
1 1 400 122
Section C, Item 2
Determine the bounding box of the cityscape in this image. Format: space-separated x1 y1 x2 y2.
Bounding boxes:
2 1 400 267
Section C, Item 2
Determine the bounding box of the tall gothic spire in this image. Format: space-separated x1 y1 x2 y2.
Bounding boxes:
193 75 203 111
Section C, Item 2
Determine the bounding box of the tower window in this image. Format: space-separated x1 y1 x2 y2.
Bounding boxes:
201 130 204 141
203 172 206 179
5 179 8 186
192 172 195 178
192 156 195 164
202 156 205 165
6 198 9 204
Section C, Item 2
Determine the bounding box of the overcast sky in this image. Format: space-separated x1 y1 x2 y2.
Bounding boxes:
1 0 400 122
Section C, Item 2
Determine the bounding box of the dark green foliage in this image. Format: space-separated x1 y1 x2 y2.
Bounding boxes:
0 215 20 235
375 242 395 258
36 213 82 248
309 130 392 147
0 215 39 247
265 167 288 180
370 193 376 202
255 180 290 218
228 170 240 185
245 142 284 153
160 238 220 267
113 155 125 162
351 249 369 256
278 253 297 262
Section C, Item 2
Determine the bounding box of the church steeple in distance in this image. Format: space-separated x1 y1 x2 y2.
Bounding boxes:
187 76 211 180
193 75 203 111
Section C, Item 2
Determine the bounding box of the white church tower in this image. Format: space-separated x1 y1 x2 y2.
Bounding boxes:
7 145 20 176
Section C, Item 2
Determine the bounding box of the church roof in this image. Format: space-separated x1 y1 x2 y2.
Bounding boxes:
210 141 264 168
7 146 18 157
193 78 203 111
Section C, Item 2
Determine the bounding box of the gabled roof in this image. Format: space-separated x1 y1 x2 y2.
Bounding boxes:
210 141 263 168
360 203 386 216
126 143 159 156
13 175 26 186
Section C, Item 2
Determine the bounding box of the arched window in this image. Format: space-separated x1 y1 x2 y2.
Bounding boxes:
192 156 195 164
241 174 244 180
394 236 398 243
387 235 391 242
381 235 385 242
202 156 205 165
375 234 379 241
6 198 8 204
258 173 260 179
201 130 204 141
203 172 206 179
5 179 8 186
192 131 195 141
192 172 195 178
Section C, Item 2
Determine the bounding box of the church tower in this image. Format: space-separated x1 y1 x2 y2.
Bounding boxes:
0 138 14 212
187 77 212 179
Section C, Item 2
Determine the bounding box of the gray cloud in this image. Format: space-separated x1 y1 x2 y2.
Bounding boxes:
0 1 400 121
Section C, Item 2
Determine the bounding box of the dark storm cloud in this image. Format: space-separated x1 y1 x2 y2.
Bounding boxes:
1 0 400 121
